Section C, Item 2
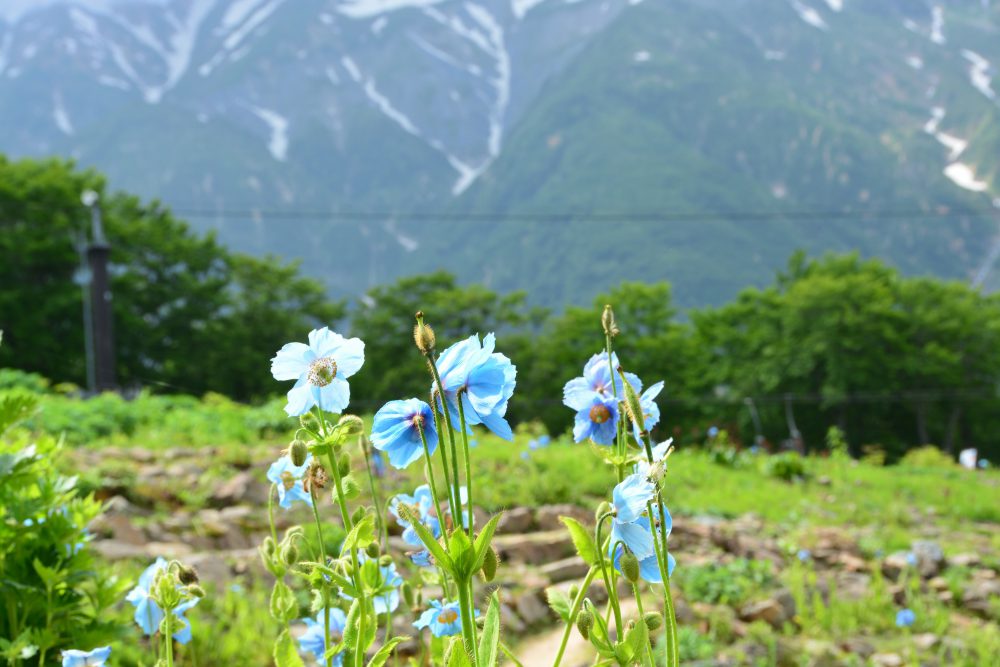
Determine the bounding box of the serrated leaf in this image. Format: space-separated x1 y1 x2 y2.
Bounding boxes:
445 638 472 667
560 516 598 566
269 580 297 623
399 504 453 572
544 587 571 622
273 629 306 667
366 636 407 667
626 617 653 667
341 515 376 553
449 528 476 578
477 591 501 667
472 513 502 573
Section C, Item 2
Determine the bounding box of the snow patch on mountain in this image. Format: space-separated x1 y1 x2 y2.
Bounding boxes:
362 78 422 136
944 163 988 192
961 49 995 100
201 0 281 76
336 0 447 20
511 0 548 20
249 105 289 161
790 1 827 31
823 0 842 11
52 91 74 135
930 6 945 45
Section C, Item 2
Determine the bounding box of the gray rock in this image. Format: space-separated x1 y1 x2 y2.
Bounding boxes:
493 530 575 565
513 591 551 627
498 507 535 534
962 579 1000 618
91 539 147 560
839 637 875 658
499 603 527 634
911 540 945 578
210 472 255 507
89 513 146 545
738 598 787 628
535 504 591 532
539 557 590 583
871 653 903 667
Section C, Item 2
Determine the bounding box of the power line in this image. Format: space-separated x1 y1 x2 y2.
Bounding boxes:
169 205 1000 224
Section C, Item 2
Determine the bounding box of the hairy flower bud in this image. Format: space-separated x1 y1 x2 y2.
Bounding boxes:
568 584 579 600
338 453 352 478
643 611 662 631
620 550 641 583
281 543 299 566
351 506 367 525
177 564 199 585
337 414 364 436
402 582 416 608
413 311 436 354
366 543 380 559
576 608 594 640
186 584 206 598
480 546 499 582
341 475 361 499
602 304 619 338
595 501 612 522
289 438 309 467
618 366 645 435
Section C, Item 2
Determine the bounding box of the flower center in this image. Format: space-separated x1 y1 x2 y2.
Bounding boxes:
280 471 297 491
589 403 612 424
307 357 338 387
437 608 459 624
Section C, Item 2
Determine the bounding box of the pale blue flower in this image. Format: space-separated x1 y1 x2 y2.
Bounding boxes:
569 393 619 446
298 608 347 666
797 549 812 562
371 399 437 469
266 454 313 509
390 485 441 545
611 543 676 584
271 327 365 416
125 558 198 644
61 647 111 667
414 599 478 637
408 550 433 568
634 438 673 477
896 608 915 627
610 474 657 559
632 380 664 441
434 333 517 440
563 352 641 406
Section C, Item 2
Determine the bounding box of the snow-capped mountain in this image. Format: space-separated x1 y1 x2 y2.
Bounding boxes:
2 0 1000 305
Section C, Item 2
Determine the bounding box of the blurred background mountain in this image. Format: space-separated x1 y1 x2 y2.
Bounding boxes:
2 0 999 306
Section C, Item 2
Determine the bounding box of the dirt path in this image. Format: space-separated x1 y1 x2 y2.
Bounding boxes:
513 599 640 667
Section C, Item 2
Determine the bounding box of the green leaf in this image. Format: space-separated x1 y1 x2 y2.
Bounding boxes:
399 504 454 572
366 636 407 667
477 592 501 667
544 587 571 622
32 559 60 589
560 516 598 566
472 513 502 572
625 618 653 667
269 580 297 623
449 528 476 578
341 515 376 553
445 638 472 667
273 629 306 667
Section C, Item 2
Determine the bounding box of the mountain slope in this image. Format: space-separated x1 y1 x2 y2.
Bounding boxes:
1 0 998 306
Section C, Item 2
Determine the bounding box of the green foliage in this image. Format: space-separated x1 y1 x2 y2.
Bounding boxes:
0 157 343 400
762 452 808 482
899 445 957 469
0 398 125 665
675 560 774 606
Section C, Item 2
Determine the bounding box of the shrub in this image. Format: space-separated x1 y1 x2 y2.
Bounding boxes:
762 451 808 482
899 445 956 469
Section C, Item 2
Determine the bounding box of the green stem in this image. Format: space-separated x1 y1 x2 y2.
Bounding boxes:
551 566 599 667
267 483 278 545
418 423 447 534
426 354 464 530
361 438 387 549
595 514 622 638
641 433 678 667
164 613 174 667
309 485 334 667
455 394 476 540
430 398 460 522
457 577 479 665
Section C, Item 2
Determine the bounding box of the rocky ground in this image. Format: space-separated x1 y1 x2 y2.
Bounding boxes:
73 446 1000 666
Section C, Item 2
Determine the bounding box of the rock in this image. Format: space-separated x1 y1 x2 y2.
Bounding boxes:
802 639 839 667
539 557 589 583
499 603 527 634
738 598 787 628
493 530 575 565
535 504 591 532
928 576 949 592
513 591 551 627
871 653 903 667
91 539 147 560
130 448 155 463
911 540 945 578
817 475 832 486
498 507 535 534
89 513 146 545
839 637 875 658
961 579 1000 618
102 495 144 516
949 553 981 569
210 472 255 507
145 541 194 558
836 572 872 601
773 589 797 621
836 553 868 572
881 553 911 581
673 596 696 624
913 633 939 650
184 552 234 590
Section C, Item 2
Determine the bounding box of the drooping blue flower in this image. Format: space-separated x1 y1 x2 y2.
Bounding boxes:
341 555 402 614
266 453 313 509
569 393 619 446
895 608 915 628
390 485 441 546
905 552 918 567
271 327 365 416
414 599 478 637
610 543 676 584
708 426 720 439
408 550 433 568
563 352 641 406
610 474 657 559
298 608 347 666
632 380 665 442
125 558 198 644
634 438 673 478
796 549 812 562
434 333 517 440
61 647 111 667
371 399 437 469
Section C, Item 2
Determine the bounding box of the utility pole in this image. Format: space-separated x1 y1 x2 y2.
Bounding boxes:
82 190 116 392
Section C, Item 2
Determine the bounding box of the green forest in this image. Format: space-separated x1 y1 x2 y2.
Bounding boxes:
4 157 1000 460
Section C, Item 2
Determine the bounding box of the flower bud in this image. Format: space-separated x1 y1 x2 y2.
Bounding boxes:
186 584 206 598
289 438 309 467
601 304 619 338
351 506 367 525
366 543 380 559
643 611 662 631
568 584 579 600
402 582 416 607
261 536 276 557
595 501 612 522
618 366 645 435
338 453 352 478
576 608 594 640
281 543 299 566
620 550 640 583
337 414 364 436
414 311 436 354
378 554 393 568
177 564 199 585
480 546 498 582
341 475 361 499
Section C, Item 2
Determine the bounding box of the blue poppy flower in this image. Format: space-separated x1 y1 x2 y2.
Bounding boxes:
298 608 347 665
632 381 664 441
569 394 619 446
797 549 812 562
905 552 918 567
271 327 365 416
408 550 433 568
125 558 198 644
896 608 915 627
634 438 673 477
610 543 676 583
708 426 719 438
61 647 111 667
371 450 386 478
371 399 437 469
390 485 440 546
434 333 517 440
341 555 402 614
563 352 641 406
610 474 657 559
414 599 478 637
266 454 313 509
